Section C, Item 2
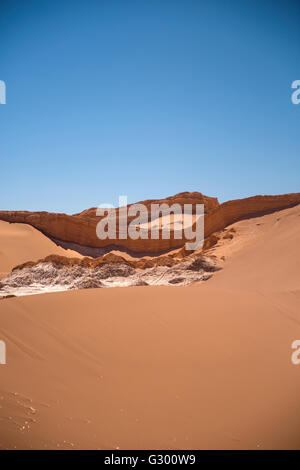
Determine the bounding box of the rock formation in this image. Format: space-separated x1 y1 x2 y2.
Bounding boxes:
0 252 220 296
0 192 299 255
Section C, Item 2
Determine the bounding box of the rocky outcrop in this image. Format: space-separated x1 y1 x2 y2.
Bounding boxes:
0 192 219 254
0 192 299 254
0 252 220 296
203 193 300 240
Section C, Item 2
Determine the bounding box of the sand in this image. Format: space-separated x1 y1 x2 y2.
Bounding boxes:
0 220 82 279
0 205 300 449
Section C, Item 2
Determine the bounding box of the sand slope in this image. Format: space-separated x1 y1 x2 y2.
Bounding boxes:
0 221 82 278
208 203 300 292
0 205 300 449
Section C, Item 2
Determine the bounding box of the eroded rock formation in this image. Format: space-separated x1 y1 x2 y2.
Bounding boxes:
0 252 220 296
0 192 300 254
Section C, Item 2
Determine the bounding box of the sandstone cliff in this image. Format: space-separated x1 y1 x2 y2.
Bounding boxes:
0 192 299 254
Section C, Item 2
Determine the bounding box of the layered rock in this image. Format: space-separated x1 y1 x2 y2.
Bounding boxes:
0 192 219 254
0 192 300 254
204 193 300 240
0 252 220 296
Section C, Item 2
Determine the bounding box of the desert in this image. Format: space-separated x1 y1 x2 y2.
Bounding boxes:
0 193 300 449
1 0 300 454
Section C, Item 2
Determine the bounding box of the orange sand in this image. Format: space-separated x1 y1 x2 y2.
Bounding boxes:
0 221 82 279
0 205 300 449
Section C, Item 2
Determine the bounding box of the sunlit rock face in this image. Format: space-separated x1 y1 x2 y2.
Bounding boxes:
0 192 300 255
0 192 219 255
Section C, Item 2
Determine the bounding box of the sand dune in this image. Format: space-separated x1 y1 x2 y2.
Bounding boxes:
0 204 300 449
0 221 82 278
208 203 300 292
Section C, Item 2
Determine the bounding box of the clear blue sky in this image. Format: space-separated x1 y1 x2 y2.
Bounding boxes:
1 0 299 213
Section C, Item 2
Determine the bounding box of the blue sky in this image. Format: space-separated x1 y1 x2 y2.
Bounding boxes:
0 0 299 213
